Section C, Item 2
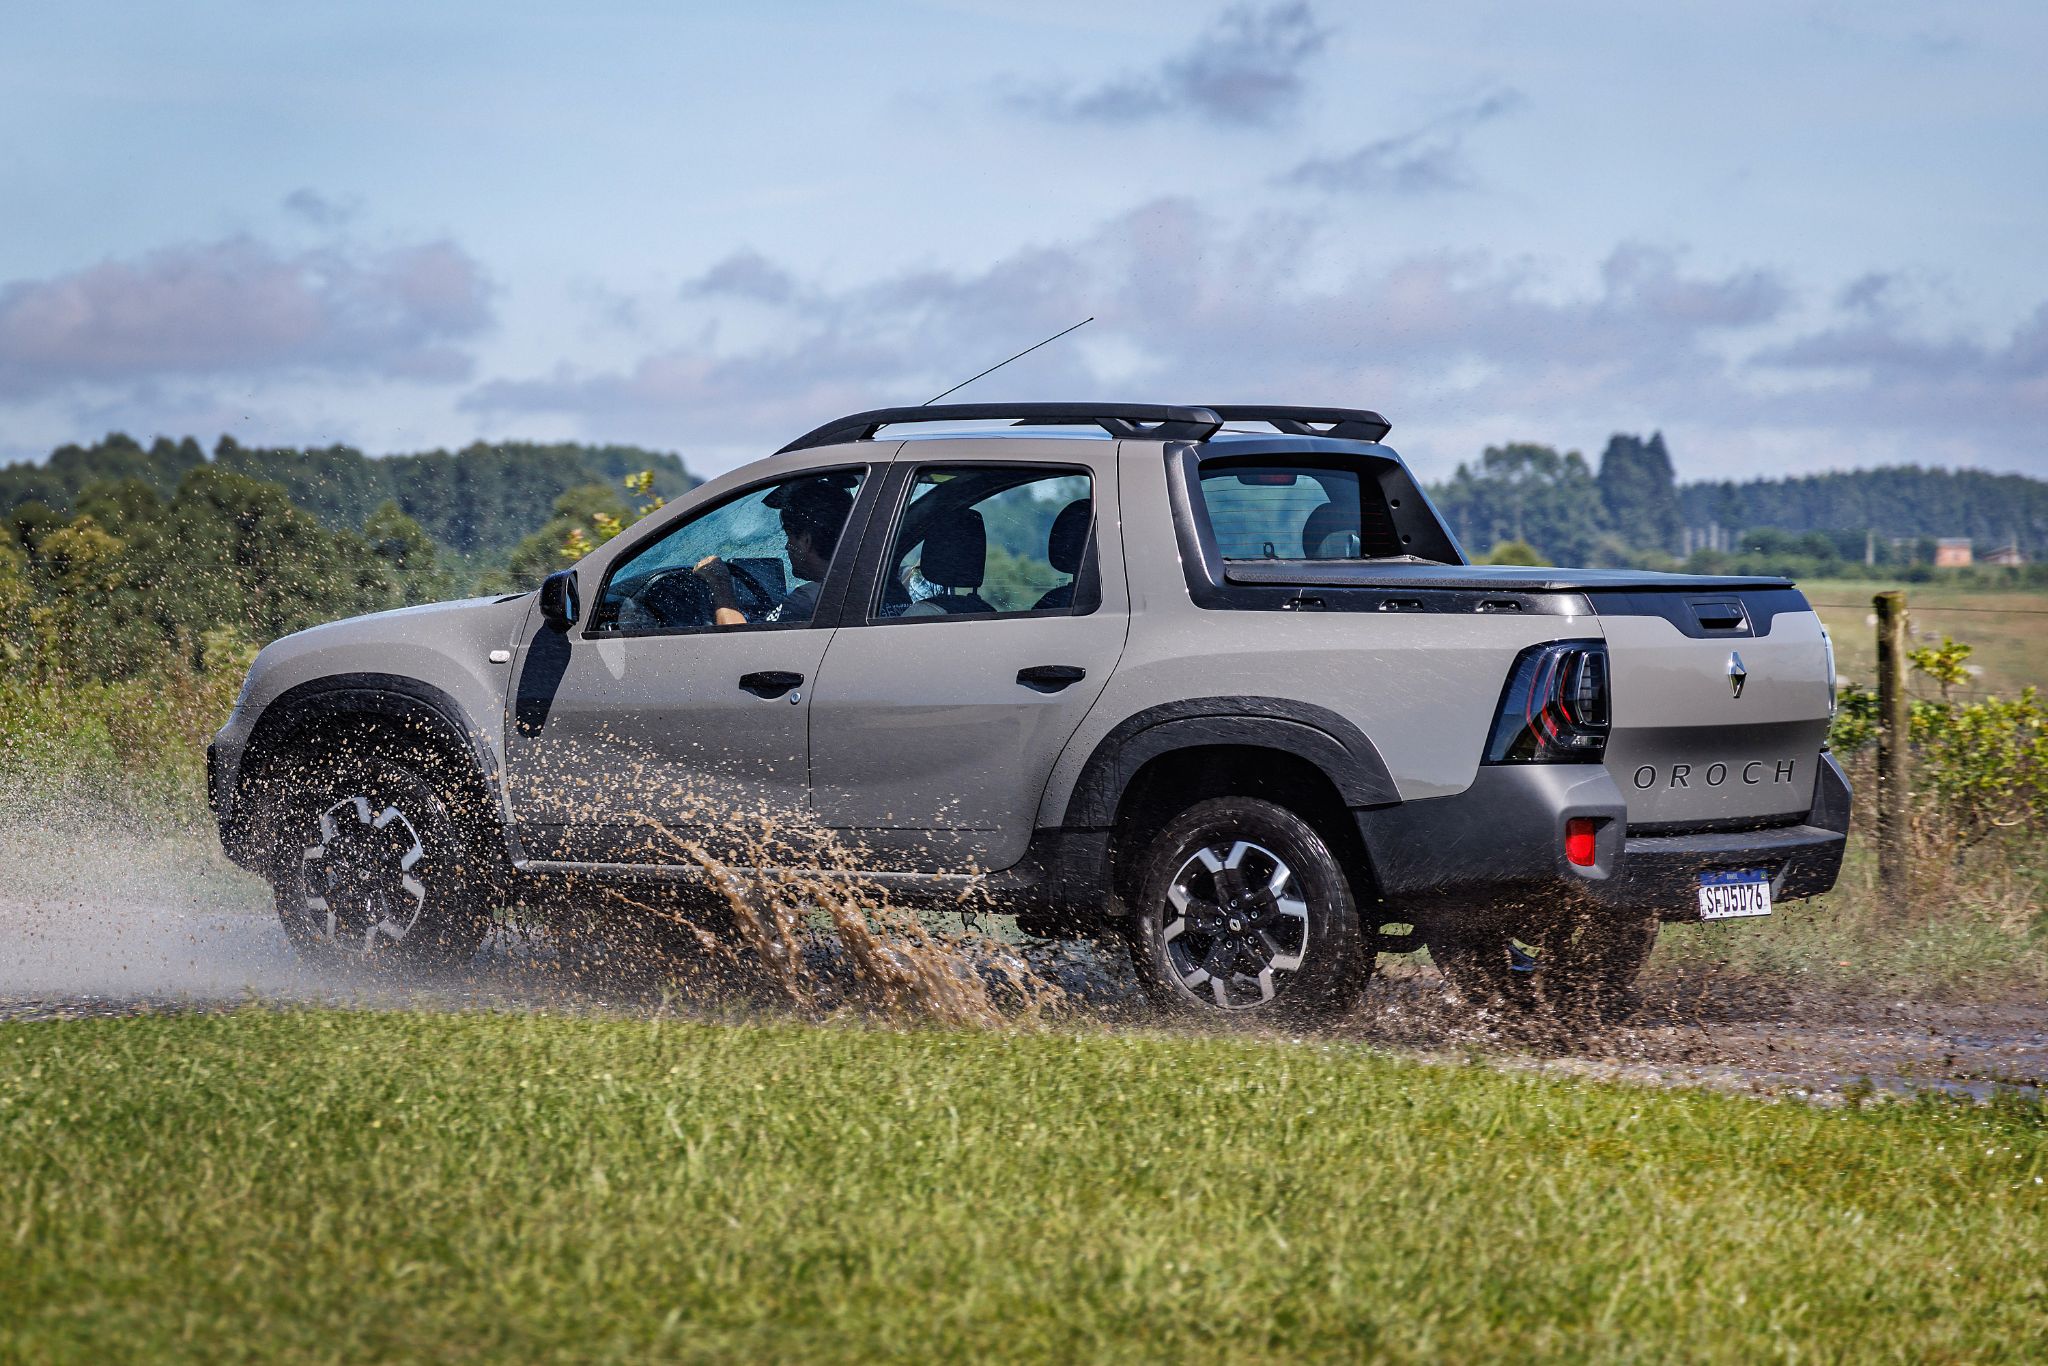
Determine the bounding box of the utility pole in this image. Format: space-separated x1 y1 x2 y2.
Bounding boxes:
1874 590 1911 893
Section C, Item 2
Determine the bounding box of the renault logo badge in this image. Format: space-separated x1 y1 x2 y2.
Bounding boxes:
1728 651 1748 699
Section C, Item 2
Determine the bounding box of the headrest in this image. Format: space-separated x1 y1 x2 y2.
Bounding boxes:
1302 501 1360 559
1047 498 1092 575
921 508 987 589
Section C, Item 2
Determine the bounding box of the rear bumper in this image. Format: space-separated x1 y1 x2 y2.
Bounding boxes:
1356 754 1850 921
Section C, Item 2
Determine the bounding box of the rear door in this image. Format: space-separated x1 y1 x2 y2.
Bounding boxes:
1594 589 1834 827
807 447 1128 871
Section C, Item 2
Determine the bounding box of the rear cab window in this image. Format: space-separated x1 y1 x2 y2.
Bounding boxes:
1197 460 1405 561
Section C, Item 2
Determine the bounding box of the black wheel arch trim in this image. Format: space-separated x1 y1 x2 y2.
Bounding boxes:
1059 696 1402 831
238 673 509 834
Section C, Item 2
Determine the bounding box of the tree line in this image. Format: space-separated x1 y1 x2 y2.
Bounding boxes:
1428 432 2048 574
6 427 2047 686
0 434 698 683
0 433 695 564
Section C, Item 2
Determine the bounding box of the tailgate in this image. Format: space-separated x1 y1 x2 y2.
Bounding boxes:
1592 588 1833 827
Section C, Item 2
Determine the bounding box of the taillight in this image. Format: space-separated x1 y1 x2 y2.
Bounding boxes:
1484 641 1611 764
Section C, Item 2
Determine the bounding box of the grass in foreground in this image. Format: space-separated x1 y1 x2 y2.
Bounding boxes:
4 1012 2047 1362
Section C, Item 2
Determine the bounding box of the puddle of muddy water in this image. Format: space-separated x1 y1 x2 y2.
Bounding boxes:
0 798 1098 1026
3 802 2044 1106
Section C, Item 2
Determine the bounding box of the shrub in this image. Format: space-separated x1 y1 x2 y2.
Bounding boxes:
1484 539 1545 566
1829 637 2048 849
1912 689 2048 847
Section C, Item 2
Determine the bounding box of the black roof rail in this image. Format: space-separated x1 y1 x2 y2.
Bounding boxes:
1207 405 1392 442
773 402 1393 453
776 403 1222 453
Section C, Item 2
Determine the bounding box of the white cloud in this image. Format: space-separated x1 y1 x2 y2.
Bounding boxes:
280 188 361 229
1280 89 1527 195
466 198 2048 478
0 234 494 399
1005 2 1331 128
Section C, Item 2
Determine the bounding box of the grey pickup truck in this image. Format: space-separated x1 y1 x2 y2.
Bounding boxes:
209 403 1849 1022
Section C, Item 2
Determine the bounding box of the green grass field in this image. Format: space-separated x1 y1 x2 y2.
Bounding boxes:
1800 580 2048 701
4 1011 2046 1362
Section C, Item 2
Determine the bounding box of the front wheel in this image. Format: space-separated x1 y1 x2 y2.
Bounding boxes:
1125 797 1371 1023
1422 908 1658 1026
257 752 492 970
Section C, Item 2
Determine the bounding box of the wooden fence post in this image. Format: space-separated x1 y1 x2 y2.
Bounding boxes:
1874 589 1911 891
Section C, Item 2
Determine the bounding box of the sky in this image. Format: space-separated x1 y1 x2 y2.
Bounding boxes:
2 0 2045 484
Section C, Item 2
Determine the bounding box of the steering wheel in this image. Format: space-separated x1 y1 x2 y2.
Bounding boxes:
724 560 784 618
637 566 717 629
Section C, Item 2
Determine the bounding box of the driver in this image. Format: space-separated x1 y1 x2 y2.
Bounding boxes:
692 477 855 626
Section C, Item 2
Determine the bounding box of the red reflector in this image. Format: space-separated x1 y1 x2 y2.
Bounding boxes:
1565 818 1598 867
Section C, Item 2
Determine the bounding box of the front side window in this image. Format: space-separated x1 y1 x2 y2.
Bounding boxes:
1198 462 1403 560
875 466 1093 620
591 468 866 632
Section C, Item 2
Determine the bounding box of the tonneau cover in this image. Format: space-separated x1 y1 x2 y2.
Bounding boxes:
1220 560 1795 594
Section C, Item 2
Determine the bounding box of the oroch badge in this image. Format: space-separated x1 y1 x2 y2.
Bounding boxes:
1728 651 1748 699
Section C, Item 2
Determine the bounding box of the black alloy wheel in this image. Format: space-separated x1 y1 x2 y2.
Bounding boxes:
265 753 491 969
1126 796 1371 1023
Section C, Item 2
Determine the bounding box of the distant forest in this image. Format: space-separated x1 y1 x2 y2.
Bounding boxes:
0 434 696 564
1427 432 2048 578
4 429 2045 590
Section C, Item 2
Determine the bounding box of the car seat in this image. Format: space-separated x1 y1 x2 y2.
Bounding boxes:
1033 497 1092 611
905 507 995 615
1301 501 1362 559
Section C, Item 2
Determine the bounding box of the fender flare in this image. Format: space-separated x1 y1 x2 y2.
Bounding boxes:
1058 696 1401 830
242 672 507 828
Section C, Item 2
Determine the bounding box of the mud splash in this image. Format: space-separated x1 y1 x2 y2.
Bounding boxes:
0 789 1082 1028
583 810 1069 1028
4 795 2044 1104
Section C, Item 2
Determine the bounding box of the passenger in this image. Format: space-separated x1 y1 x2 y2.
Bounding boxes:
692 478 854 626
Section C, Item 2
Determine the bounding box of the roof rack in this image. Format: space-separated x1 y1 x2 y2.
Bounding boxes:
1206 406 1391 442
776 403 1223 453
774 402 1392 453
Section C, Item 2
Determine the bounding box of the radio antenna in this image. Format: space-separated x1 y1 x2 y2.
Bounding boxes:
922 316 1093 405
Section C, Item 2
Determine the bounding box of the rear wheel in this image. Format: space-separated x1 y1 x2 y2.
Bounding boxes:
258 751 492 970
1125 797 1371 1024
1423 907 1657 1025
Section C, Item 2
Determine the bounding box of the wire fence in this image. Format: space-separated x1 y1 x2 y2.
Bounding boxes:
1806 600 2048 616
1802 592 2047 697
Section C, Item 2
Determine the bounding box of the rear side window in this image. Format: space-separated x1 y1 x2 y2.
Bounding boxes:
1198 463 1402 560
875 465 1094 620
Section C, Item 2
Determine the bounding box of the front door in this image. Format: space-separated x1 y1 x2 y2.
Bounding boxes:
808 452 1127 872
504 466 872 864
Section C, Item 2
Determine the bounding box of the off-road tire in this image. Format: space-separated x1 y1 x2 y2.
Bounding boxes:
255 750 492 970
1423 908 1658 1026
1125 796 1371 1023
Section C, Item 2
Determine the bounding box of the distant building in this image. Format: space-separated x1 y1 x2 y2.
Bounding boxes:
1935 537 1974 567
1681 523 1730 555
1986 540 2028 567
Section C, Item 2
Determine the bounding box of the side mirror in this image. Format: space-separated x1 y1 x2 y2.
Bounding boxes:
538 569 581 630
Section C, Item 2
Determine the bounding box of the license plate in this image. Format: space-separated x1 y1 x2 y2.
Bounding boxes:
1697 868 1772 920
